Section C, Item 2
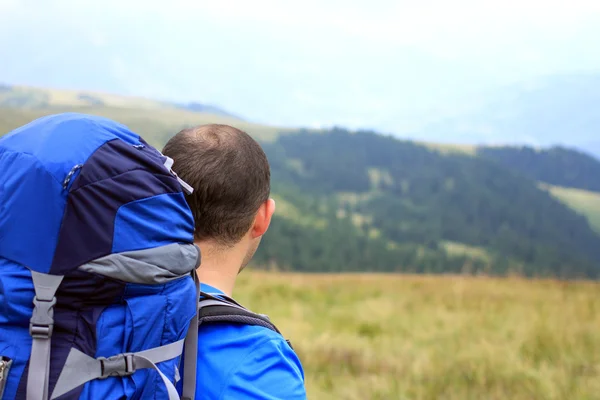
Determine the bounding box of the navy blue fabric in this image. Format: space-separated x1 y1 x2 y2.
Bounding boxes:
51 139 190 275
69 138 160 192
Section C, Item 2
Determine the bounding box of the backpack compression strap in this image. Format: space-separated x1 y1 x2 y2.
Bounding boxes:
198 293 294 350
51 338 185 399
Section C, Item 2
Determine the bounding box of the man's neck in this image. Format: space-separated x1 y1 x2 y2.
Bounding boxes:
194 240 244 297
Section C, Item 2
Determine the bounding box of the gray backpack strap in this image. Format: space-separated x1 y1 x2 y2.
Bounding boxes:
181 272 200 400
27 271 64 400
51 338 186 399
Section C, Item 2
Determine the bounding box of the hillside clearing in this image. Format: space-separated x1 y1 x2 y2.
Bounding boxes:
541 184 600 234
441 241 491 262
420 141 476 155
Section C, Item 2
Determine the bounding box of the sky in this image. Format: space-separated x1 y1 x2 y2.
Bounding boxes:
1 0 600 134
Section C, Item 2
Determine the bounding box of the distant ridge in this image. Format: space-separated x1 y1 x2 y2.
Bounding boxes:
0 83 239 118
173 101 244 120
0 84 286 147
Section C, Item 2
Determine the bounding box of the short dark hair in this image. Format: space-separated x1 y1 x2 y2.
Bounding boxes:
162 124 270 246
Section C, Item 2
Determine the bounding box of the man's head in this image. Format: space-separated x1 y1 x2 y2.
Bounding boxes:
162 124 275 273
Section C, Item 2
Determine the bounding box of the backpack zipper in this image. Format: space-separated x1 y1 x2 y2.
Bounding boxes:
0 356 12 399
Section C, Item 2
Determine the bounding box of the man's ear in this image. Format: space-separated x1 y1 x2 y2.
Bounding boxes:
251 198 276 239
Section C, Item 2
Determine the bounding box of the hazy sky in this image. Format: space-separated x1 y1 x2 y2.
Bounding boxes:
1 0 600 132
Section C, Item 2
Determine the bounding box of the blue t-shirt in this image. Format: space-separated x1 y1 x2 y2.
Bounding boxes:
179 283 306 399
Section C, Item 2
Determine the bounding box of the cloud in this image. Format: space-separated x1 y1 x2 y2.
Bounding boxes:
10 0 599 47
1 0 600 130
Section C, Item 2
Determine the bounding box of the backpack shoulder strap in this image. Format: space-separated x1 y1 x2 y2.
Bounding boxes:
198 292 294 350
27 271 64 400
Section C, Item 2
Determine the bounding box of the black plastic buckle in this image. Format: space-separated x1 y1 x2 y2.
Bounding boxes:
99 353 136 379
29 296 57 339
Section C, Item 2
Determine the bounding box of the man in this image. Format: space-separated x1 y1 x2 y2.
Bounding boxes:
162 124 307 399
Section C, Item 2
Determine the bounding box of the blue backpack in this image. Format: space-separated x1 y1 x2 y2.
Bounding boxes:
0 113 200 400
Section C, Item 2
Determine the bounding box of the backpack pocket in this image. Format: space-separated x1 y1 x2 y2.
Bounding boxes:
0 356 12 399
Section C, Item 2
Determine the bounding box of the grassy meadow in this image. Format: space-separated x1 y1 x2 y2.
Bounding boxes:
235 271 600 400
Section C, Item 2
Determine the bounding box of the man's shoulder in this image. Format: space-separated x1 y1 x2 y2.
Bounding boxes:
197 311 302 371
196 297 306 399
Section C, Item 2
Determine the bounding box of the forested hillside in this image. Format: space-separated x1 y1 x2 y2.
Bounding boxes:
478 145 600 192
253 129 600 278
3 85 600 279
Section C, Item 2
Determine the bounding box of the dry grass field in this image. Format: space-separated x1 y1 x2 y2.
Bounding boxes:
235 270 600 400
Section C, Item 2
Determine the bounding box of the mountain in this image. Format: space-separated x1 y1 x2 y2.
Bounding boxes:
414 74 600 157
3 86 600 279
253 129 600 279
